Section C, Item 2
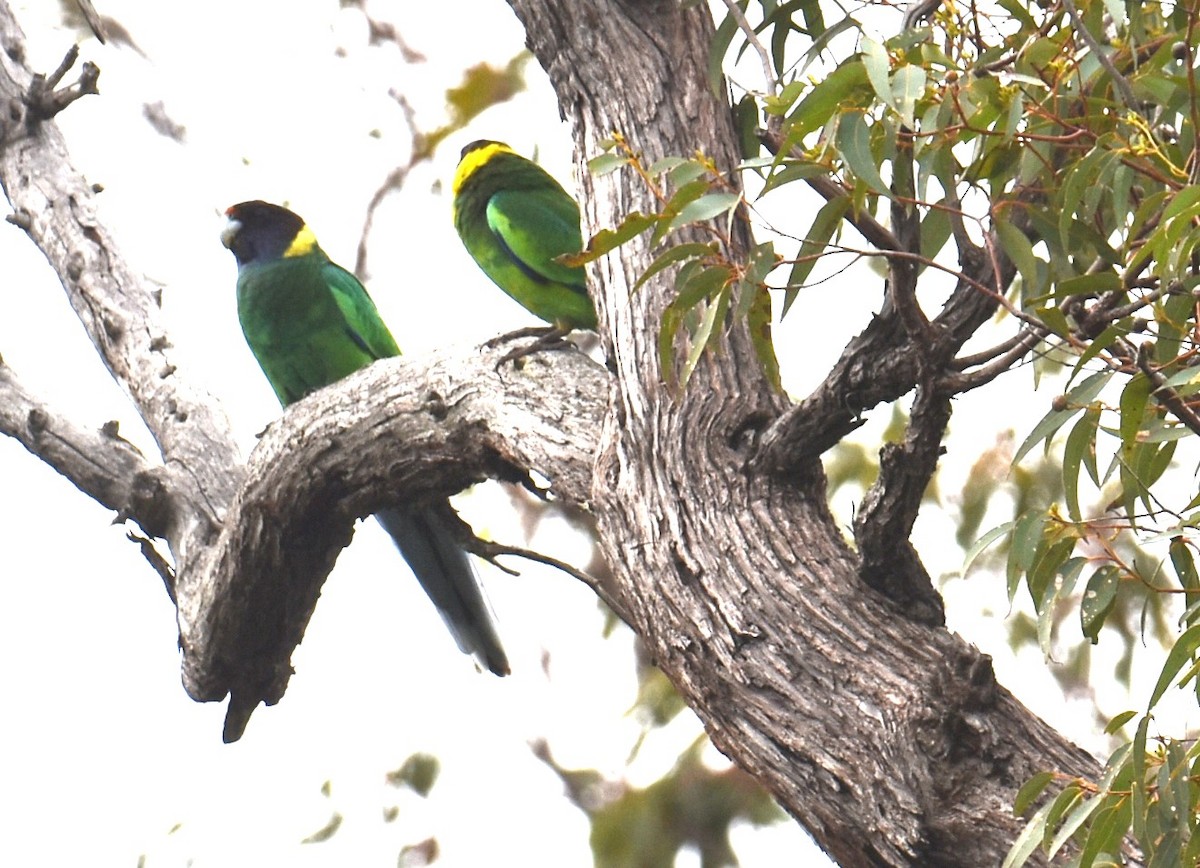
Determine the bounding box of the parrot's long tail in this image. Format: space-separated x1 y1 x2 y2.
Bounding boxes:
376 507 510 676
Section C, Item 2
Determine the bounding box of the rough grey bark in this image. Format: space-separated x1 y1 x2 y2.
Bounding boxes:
0 1 1136 866
0 11 237 566
504 1 1115 865
181 347 608 739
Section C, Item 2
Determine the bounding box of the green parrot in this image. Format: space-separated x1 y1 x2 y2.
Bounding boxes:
452 140 597 335
221 200 509 677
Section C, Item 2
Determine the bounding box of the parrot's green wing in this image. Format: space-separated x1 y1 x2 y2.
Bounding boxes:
236 255 399 405
323 261 401 360
486 188 586 291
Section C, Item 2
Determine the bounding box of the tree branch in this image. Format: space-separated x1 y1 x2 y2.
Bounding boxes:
174 344 608 735
24 45 99 119
853 385 949 627
888 128 933 346
1061 0 1137 109
752 212 1017 475
1136 342 1200 438
717 0 778 97
0 6 241 565
0 355 175 536
0 0 611 745
939 326 1047 394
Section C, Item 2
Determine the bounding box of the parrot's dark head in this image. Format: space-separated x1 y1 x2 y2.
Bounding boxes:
221 200 316 267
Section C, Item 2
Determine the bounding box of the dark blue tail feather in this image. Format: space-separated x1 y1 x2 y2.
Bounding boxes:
375 507 509 676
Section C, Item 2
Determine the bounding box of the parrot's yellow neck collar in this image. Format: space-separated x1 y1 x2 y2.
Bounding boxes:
453 142 514 195
283 225 319 258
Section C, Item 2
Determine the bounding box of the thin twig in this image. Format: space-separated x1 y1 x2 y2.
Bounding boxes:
472 536 599 591
128 530 176 602
470 534 635 629
758 129 902 252
1136 342 1200 437
937 325 1047 393
718 0 779 97
1186 6 1200 184
829 242 1048 331
1090 281 1179 326
356 92 423 279
951 329 1035 370
1061 0 1137 109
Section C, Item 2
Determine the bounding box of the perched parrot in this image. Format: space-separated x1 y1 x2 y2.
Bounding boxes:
452 140 597 336
220 200 509 677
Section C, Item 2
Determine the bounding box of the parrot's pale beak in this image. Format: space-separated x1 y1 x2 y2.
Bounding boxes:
219 217 242 250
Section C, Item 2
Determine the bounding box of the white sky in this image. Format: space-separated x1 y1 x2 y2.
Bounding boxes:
0 2 1188 867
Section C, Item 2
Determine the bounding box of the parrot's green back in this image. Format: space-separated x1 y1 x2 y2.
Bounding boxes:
221 200 509 678
236 250 400 404
452 140 597 330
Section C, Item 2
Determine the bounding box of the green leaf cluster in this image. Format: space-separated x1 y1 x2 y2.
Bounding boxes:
1008 715 1200 866
581 141 781 390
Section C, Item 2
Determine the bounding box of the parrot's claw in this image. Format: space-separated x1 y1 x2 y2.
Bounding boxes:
485 325 573 369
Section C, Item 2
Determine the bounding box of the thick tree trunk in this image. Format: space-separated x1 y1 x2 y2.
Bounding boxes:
506 1 1105 864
